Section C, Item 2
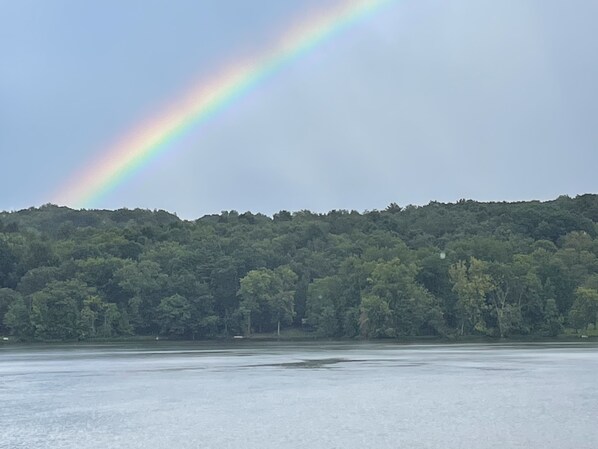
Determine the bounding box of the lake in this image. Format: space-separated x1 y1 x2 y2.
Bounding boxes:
1 342 597 449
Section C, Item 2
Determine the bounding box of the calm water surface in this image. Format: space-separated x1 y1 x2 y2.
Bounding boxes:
1 342 597 449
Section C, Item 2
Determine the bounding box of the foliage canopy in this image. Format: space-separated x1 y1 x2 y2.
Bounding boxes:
1 195 598 340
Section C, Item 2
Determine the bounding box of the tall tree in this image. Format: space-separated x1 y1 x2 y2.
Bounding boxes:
449 257 495 336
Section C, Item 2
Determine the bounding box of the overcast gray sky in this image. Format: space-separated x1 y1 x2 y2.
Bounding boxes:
1 0 597 218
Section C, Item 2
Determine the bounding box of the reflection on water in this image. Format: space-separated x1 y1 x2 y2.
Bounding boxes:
1 342 597 449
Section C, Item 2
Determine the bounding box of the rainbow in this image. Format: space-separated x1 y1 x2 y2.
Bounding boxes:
53 0 392 208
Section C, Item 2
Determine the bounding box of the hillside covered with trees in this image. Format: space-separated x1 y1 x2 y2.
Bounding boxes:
1 194 598 341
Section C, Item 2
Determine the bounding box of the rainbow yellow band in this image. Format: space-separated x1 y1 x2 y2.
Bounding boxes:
53 0 392 208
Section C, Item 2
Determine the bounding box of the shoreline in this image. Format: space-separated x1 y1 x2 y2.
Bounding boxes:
2 332 597 346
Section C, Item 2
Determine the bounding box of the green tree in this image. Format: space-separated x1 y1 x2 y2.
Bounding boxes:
30 280 93 340
237 270 270 335
115 260 167 333
368 258 439 336
0 288 21 334
0 238 18 288
449 257 495 335
359 294 391 338
157 294 192 337
16 266 61 296
79 295 103 338
268 267 298 335
306 276 342 336
237 267 297 335
542 298 563 336
2 289 31 337
4 296 31 338
210 263 240 335
568 287 598 331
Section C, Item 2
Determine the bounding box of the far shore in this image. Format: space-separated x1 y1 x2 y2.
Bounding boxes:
2 330 597 346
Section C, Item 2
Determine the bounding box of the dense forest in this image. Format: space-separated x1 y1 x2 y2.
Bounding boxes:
1 194 598 341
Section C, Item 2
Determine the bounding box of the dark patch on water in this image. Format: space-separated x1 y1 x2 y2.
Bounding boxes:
246 357 425 370
249 357 352 369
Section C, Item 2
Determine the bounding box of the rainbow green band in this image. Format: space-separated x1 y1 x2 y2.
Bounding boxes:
54 0 392 208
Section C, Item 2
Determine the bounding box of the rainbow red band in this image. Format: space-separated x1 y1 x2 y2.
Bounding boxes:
53 0 391 208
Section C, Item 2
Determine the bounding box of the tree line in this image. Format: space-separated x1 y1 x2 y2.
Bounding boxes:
1 194 597 341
